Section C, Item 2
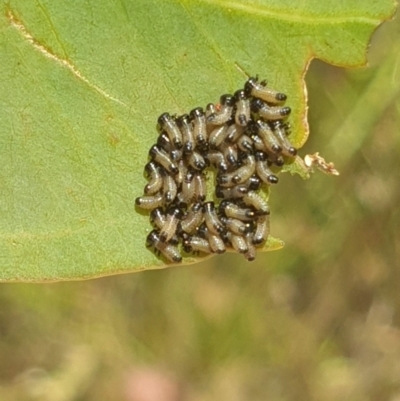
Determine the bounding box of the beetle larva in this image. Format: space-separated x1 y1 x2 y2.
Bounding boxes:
176 114 195 155
180 202 204 234
159 207 183 243
270 120 297 157
190 107 208 151
244 77 287 104
252 214 270 245
203 202 225 235
135 193 164 210
144 162 163 195
146 230 182 263
234 89 251 127
157 112 183 149
207 94 235 125
149 145 179 175
251 98 291 120
242 191 270 215
183 235 212 254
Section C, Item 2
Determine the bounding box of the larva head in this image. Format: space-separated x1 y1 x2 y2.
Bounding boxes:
234 89 247 101
220 94 235 107
176 114 190 127
157 112 171 132
217 175 229 185
247 175 261 191
274 156 285 167
279 107 291 117
144 161 157 176
189 107 204 120
244 77 258 96
150 207 164 225
267 175 279 185
168 206 184 220
251 98 264 113
146 230 159 247
275 92 287 102
254 151 267 162
182 238 193 253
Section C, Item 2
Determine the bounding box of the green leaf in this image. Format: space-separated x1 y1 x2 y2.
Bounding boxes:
0 0 396 281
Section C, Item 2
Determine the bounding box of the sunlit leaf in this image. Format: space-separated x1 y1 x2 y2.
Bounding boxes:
0 0 396 281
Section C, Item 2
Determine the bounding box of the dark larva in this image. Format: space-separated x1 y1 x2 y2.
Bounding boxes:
216 184 248 199
222 144 238 167
219 200 256 221
270 120 297 157
244 232 256 261
179 169 196 205
180 202 204 234
205 103 217 120
156 132 182 161
157 112 183 149
251 98 291 120
269 154 285 167
175 159 185 187
234 89 251 127
176 114 195 154
203 202 225 235
243 175 262 191
162 173 177 204
255 119 282 154
217 154 256 187
144 162 163 195
149 145 179 175
205 150 228 173
150 208 180 246
252 214 270 245
190 108 208 151
186 151 207 171
157 132 173 153
135 193 164 210
225 123 244 144
150 207 166 229
209 124 230 150
159 207 183 242
146 230 182 263
226 231 249 254
199 225 226 254
242 191 270 216
183 235 212 254
207 94 235 125
220 216 251 235
244 77 287 104
194 173 206 202
255 152 279 185
237 135 254 152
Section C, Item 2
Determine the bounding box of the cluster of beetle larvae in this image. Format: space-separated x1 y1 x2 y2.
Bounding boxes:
136 77 298 263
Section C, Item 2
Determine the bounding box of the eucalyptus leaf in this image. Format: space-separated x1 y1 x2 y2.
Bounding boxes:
0 0 396 281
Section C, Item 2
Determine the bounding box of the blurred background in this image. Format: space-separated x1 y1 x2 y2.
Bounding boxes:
1 13 400 401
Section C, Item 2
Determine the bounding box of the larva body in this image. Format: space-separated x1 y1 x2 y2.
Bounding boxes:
157 113 183 149
245 77 287 104
146 230 182 263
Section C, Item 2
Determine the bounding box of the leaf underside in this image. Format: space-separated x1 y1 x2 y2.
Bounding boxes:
0 0 396 281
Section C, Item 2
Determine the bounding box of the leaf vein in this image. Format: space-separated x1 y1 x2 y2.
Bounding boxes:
6 8 127 107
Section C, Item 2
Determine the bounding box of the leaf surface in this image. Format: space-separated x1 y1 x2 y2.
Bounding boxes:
0 0 396 281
